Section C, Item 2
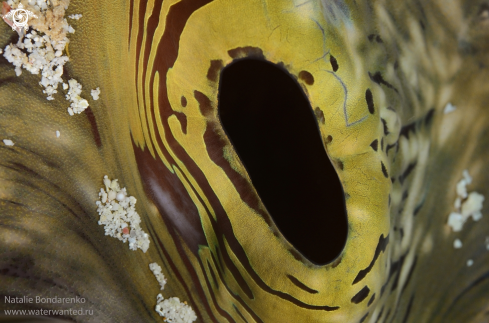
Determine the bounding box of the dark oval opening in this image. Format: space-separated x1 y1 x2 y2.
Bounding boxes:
217 59 347 265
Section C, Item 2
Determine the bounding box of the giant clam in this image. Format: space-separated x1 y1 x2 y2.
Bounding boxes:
0 0 488 322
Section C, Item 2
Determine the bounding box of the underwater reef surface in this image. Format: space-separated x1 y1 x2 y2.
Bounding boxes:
0 0 488 322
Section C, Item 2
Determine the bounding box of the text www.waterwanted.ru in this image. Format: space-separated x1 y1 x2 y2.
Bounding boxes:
4 308 93 315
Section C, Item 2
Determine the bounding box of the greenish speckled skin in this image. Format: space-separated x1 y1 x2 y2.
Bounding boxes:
0 0 488 322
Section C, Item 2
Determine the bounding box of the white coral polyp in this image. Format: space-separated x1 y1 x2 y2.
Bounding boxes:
461 192 485 218
91 87 100 100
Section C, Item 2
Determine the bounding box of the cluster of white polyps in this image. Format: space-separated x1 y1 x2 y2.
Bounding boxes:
96 176 150 253
447 170 485 232
2 0 91 114
65 79 89 115
3 29 69 101
149 263 196 323
149 263 167 290
155 293 197 323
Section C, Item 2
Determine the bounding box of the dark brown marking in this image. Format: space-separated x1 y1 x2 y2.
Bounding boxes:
401 257 417 295
400 123 416 139
84 107 102 148
419 19 425 30
233 305 248 323
289 249 303 261
366 89 375 114
376 307 384 323
386 143 397 155
381 162 388 178
173 111 188 134
425 108 435 126
276 61 288 72
399 161 417 184
299 70 314 85
194 90 213 116
390 254 408 293
228 46 265 59
353 234 389 284
379 253 405 297
367 34 383 44
8 163 42 180
181 95 187 107
351 286 370 304
128 0 134 49
449 270 489 313
368 71 399 93
207 260 219 290
370 139 378 151
381 118 389 135
211 247 223 275
207 59 224 82
402 295 415 323
325 135 333 144
262 213 273 227
330 55 339 72
359 313 369 323
381 138 384 151
402 191 409 202
337 160 344 171
287 275 319 294
368 293 376 306
315 107 325 124
331 255 342 268
413 201 424 216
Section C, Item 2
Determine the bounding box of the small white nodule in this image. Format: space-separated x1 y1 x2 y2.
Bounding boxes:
56 130 60 138
467 259 474 267
108 190 116 201
443 102 456 114
116 192 126 202
3 139 14 146
91 87 101 100
453 239 462 249
447 212 464 232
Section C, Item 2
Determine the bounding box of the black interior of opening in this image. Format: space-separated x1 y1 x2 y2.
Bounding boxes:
217 59 348 265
